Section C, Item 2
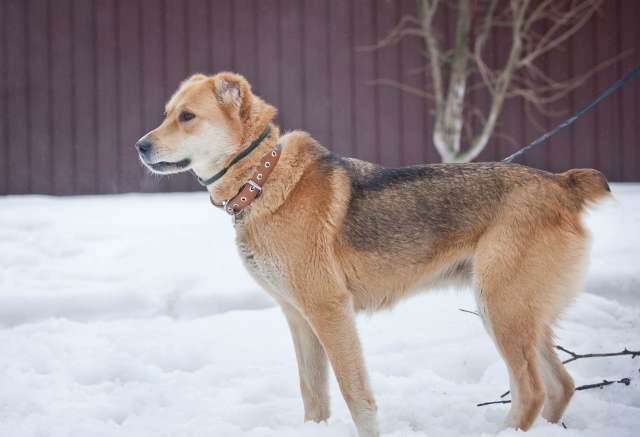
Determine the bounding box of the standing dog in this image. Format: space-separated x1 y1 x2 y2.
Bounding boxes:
136 72 610 436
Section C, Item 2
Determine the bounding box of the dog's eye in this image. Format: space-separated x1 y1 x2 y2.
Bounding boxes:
179 111 195 122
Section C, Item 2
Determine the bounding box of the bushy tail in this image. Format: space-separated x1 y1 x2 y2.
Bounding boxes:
561 168 611 207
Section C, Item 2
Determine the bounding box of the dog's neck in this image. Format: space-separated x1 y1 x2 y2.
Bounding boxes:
202 128 321 226
203 123 281 207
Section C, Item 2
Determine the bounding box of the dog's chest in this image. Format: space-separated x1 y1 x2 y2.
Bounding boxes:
235 231 290 300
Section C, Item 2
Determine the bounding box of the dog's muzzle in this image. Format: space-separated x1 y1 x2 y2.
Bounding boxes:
135 138 191 173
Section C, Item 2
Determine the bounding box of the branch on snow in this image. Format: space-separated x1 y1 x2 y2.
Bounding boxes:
477 377 634 407
556 345 640 364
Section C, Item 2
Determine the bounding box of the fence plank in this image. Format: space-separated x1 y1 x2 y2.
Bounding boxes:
139 0 166 192
72 0 97 194
352 0 377 163
233 0 258 86
595 1 623 181
27 0 51 194
187 0 210 74
571 7 598 172
256 0 281 118
398 0 426 165
165 0 194 191
620 0 638 181
547 18 573 174
0 0 5 194
6 0 30 193
329 0 354 157
211 0 233 72
376 0 402 167
279 0 304 132
50 0 74 195
304 0 331 146
118 0 144 193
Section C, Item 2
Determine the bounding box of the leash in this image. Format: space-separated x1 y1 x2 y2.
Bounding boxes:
502 63 640 164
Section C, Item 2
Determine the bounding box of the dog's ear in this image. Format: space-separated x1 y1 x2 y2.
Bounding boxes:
212 72 252 121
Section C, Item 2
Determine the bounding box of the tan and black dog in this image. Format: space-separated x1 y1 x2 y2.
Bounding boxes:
136 72 610 436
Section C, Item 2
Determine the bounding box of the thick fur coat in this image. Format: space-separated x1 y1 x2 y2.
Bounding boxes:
136 72 610 437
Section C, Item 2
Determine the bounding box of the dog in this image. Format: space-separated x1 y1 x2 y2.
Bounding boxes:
136 72 610 436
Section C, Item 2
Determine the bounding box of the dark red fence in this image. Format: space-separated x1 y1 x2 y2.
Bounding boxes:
1 0 638 195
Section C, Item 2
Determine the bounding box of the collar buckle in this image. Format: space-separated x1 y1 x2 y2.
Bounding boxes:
247 180 262 197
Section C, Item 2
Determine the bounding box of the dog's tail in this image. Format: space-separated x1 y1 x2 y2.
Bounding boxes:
560 168 611 207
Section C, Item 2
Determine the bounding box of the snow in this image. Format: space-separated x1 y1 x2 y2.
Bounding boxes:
1 184 639 437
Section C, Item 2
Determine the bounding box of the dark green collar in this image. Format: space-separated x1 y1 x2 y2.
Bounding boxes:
196 124 272 187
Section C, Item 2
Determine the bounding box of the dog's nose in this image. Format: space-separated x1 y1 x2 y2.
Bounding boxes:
136 138 153 155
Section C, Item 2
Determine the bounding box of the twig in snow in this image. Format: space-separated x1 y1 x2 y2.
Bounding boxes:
477 377 633 407
476 399 511 407
458 308 480 316
556 345 640 364
574 377 631 391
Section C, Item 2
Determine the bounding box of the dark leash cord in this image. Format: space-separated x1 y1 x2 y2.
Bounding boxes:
502 63 640 164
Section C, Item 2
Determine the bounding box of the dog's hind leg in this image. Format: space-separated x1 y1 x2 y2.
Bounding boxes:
474 220 587 430
473 230 545 430
478 286 545 431
281 301 330 422
537 326 575 423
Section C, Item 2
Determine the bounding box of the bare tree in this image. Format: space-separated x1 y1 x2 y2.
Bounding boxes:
374 0 615 163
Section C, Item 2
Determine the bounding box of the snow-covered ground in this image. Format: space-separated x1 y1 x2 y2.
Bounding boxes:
0 184 639 437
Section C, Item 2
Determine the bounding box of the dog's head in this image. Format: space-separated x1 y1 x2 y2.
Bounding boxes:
135 72 275 178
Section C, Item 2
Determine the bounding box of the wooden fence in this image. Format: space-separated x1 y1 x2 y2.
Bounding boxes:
1 0 638 195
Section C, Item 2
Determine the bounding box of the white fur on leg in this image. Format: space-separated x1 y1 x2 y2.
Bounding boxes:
353 405 379 437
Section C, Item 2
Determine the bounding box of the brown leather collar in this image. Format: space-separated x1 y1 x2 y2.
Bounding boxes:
210 143 282 216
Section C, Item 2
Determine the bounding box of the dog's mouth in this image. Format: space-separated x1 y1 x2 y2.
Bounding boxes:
143 158 192 174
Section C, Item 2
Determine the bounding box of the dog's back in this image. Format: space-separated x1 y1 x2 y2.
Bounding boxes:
331 157 609 274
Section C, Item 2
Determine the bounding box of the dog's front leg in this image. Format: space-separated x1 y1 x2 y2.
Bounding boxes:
281 301 330 422
304 294 379 437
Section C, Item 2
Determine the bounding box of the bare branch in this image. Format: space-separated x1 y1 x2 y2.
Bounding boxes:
458 308 480 316
484 375 633 407
439 0 473 154
372 0 618 163
461 0 530 162
478 377 633 407
477 399 511 407
519 0 603 67
575 377 632 390
473 0 500 94
359 15 424 51
523 99 549 132
509 51 631 107
367 78 435 100
522 0 559 34
419 0 446 121
557 345 640 364
495 345 638 400
474 0 499 58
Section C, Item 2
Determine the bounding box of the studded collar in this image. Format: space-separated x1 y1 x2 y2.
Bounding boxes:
209 143 282 217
